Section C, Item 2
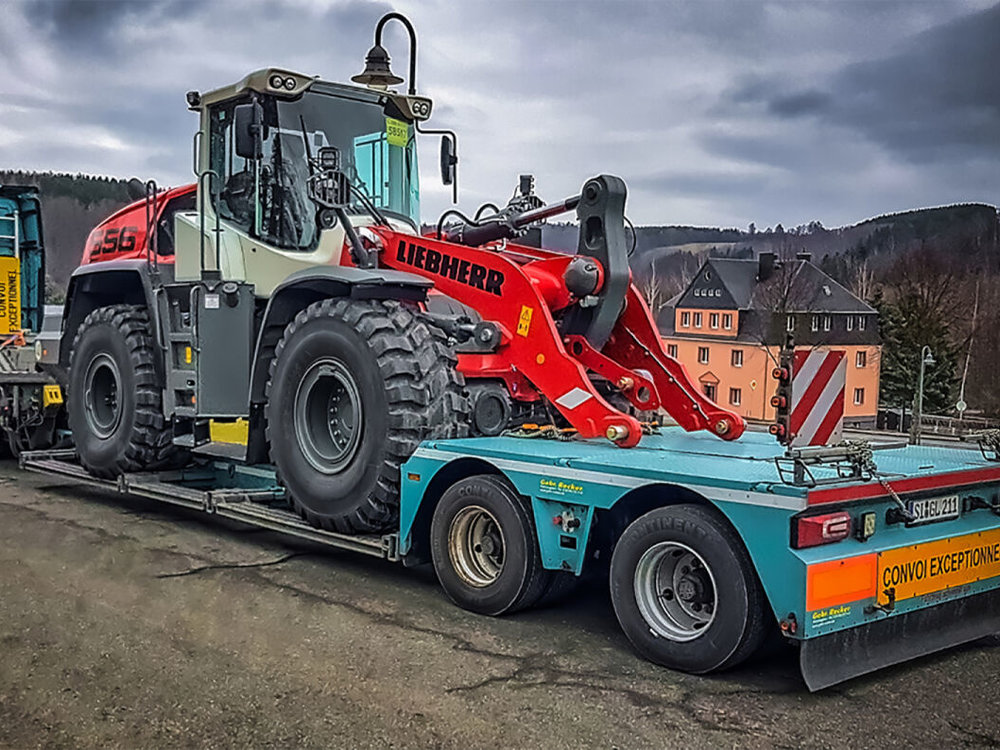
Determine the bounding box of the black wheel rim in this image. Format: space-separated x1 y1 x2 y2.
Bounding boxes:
293 357 364 475
83 353 123 439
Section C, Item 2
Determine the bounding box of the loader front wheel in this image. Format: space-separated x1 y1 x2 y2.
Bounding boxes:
266 299 467 534
68 305 179 478
610 504 770 674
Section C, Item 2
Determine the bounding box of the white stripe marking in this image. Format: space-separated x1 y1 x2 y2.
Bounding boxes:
412 447 806 511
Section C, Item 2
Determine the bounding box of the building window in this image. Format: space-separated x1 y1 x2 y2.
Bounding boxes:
710 313 719 329
811 315 819 332
856 350 867 368
681 311 690 327
858 315 867 331
667 344 678 358
786 314 795 332
823 315 831 331
693 312 703 328
703 383 717 401
697 346 709 364
729 387 742 406
731 349 743 367
854 388 865 405
847 316 854 332
723 313 732 330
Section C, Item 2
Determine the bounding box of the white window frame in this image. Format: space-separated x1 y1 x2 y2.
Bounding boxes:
858 315 867 331
823 315 831 332
681 311 690 327
710 313 719 329
856 350 866 368
697 346 709 365
723 313 732 330
786 314 795 332
731 349 743 368
847 316 854 332
667 344 678 358
811 315 819 332
854 387 864 405
693 312 703 328
729 387 741 406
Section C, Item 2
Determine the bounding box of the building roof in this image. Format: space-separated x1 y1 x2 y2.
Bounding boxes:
674 256 876 315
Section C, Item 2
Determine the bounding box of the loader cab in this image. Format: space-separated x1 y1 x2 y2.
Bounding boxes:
176 70 429 295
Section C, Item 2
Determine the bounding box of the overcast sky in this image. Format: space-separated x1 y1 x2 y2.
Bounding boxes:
1 0 997 228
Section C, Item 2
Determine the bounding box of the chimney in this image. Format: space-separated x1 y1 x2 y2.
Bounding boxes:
796 252 812 263
757 252 776 282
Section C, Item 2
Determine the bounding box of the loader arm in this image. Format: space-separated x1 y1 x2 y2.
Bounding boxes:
371 174 745 445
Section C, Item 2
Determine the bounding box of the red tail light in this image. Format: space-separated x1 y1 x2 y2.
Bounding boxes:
793 511 852 549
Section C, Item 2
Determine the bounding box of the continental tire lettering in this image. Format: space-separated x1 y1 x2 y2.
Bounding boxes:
395 240 505 297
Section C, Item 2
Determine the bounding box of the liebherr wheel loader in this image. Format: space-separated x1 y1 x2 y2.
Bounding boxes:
57 14 742 535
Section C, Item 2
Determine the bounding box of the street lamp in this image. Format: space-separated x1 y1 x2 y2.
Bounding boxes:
912 345 935 445
352 12 417 94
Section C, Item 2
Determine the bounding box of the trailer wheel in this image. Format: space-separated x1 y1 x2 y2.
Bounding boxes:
430 474 550 616
610 504 769 674
68 305 181 478
266 298 467 534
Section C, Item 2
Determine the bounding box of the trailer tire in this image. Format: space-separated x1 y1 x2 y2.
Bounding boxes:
266 298 467 534
430 474 550 616
68 305 181 478
610 504 769 674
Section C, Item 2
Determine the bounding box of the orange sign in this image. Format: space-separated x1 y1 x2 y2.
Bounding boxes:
876 527 1000 605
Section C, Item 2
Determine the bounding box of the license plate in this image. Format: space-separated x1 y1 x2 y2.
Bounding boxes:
906 494 961 525
877 527 1000 605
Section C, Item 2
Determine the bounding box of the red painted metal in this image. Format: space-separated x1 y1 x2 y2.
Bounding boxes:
808 465 1000 506
374 228 746 444
81 184 196 266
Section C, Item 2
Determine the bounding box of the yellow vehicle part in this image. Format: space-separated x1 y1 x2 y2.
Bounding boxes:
0 256 21 335
42 385 63 408
209 418 249 445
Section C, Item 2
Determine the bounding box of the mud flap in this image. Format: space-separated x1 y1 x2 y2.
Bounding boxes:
800 587 1000 691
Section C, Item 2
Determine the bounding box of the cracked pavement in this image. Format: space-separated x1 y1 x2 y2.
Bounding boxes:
1 462 998 749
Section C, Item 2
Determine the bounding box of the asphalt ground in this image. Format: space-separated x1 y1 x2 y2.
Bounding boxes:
1 460 998 750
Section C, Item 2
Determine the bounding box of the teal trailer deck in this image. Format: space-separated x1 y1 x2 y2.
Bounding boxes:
400 428 1000 689
20 427 1000 691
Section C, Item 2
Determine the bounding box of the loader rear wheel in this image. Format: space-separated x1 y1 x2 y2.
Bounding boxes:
68 305 180 478
266 298 468 534
610 504 769 674
430 474 550 616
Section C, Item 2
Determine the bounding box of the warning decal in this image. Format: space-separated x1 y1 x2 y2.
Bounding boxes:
517 305 533 337
877 527 1000 605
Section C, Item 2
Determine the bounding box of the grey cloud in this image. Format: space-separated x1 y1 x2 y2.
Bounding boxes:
768 90 830 117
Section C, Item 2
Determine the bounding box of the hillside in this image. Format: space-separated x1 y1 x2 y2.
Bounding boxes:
0 170 134 290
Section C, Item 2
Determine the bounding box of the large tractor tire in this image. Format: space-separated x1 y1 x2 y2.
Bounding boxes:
67 305 181 478
266 298 468 534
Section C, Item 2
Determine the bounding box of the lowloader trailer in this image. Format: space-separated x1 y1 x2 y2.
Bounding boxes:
21 427 1000 691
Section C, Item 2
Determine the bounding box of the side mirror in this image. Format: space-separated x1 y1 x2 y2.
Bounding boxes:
439 135 457 186
234 101 263 160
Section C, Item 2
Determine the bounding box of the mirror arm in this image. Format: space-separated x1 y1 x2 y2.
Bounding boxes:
416 121 458 204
